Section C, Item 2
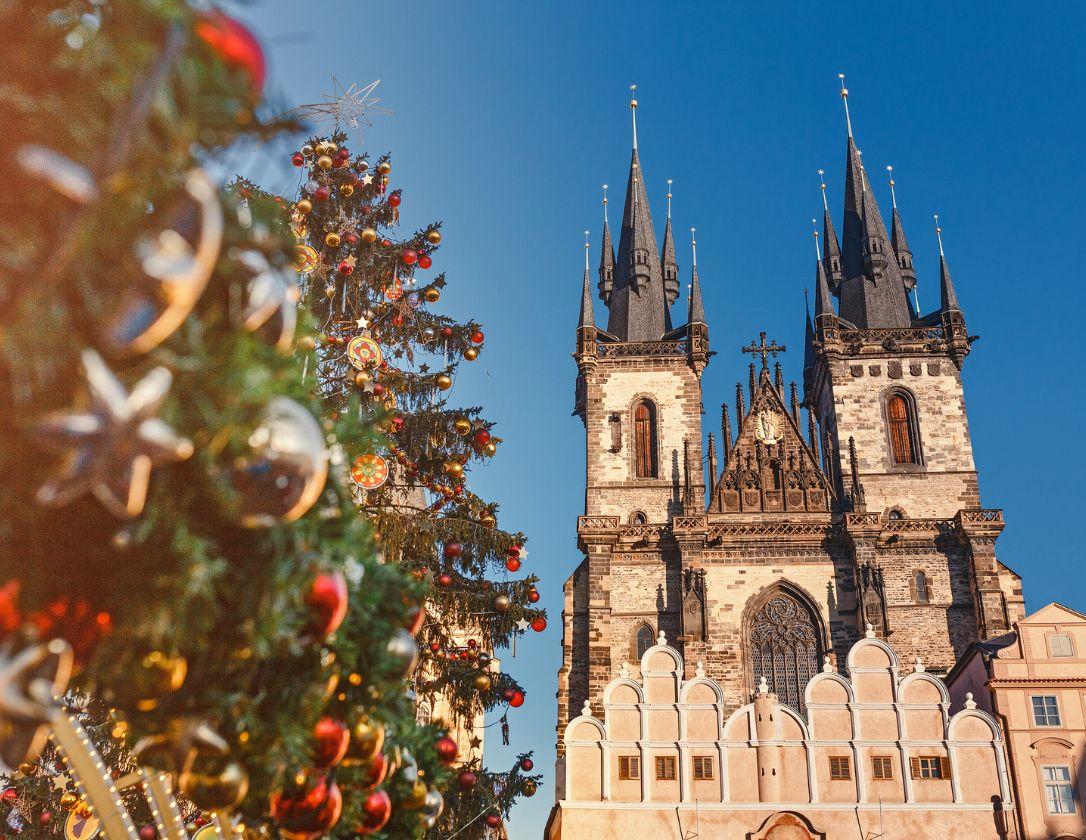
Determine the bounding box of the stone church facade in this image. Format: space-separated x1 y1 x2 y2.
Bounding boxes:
549 87 1025 838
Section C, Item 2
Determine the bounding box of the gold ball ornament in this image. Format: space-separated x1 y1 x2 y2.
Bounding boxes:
435 374 453 391
179 758 250 811
521 779 538 797
474 673 492 692
423 288 440 303
340 184 354 197
377 161 392 175
453 418 472 436
298 335 317 352
407 780 429 810
463 347 478 361
360 228 378 244
354 371 372 387
426 230 442 245
444 461 464 478
131 651 188 711
296 199 313 215
493 594 511 612
325 141 338 153
60 793 78 810
480 512 497 529
314 141 329 155
324 232 341 248
344 717 386 766
482 441 497 457
317 155 333 171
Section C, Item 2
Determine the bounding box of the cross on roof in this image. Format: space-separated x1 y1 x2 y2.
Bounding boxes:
741 332 786 369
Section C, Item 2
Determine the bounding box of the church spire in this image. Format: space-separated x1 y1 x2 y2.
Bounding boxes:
597 185 615 304
934 214 960 312
688 227 705 324
887 165 919 316
605 85 671 341
579 230 596 328
661 180 679 305
836 75 913 329
819 169 843 289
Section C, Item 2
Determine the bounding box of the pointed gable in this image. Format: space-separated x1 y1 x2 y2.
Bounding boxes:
710 370 833 513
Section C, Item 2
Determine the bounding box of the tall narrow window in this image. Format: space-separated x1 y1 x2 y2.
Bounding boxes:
887 393 919 465
748 588 823 714
911 571 931 604
635 625 655 660
633 400 658 478
1043 766 1076 814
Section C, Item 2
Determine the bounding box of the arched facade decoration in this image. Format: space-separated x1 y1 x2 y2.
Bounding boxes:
746 585 825 713
632 399 659 478
632 623 655 661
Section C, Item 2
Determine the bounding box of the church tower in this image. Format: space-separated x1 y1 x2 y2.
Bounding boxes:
560 89 709 735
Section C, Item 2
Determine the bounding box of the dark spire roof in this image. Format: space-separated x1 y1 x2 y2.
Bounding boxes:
819 170 843 288
888 168 918 296
597 187 615 304
661 189 679 305
688 228 705 324
935 215 961 312
838 136 913 328
579 235 596 329
814 254 836 320
604 98 671 340
803 289 816 375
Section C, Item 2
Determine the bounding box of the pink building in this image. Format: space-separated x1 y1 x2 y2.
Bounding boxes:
948 603 1086 840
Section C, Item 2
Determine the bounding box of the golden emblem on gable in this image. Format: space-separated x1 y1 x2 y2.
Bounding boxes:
754 410 782 445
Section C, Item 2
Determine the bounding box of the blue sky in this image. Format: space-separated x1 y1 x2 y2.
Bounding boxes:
234 1 1085 835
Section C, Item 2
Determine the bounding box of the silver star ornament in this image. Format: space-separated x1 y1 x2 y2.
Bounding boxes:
35 350 194 519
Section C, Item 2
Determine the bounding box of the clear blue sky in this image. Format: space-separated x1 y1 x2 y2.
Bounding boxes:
233 2 1085 835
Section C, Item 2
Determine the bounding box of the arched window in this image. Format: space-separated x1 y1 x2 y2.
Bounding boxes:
887 391 921 465
747 588 823 713
417 701 432 726
912 571 931 604
633 400 658 478
635 625 655 660
629 511 647 525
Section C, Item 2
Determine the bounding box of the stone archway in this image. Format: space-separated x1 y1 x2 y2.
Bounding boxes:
747 811 826 840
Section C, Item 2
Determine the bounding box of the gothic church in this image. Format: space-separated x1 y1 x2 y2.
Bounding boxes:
548 84 1024 839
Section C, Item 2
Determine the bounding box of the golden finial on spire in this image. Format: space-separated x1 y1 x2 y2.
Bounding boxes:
838 73 853 138
666 179 673 219
818 168 829 213
812 218 822 261
887 165 897 209
602 184 608 224
584 230 590 271
629 83 639 150
690 227 698 268
934 213 945 257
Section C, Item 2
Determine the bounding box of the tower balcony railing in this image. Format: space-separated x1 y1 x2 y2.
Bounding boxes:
596 338 687 358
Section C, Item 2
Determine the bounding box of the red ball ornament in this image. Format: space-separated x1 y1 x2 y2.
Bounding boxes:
457 770 477 790
270 777 343 840
337 261 353 275
291 153 305 167
406 604 426 634
430 641 441 653
314 186 330 202
355 789 391 835
380 238 392 248
507 545 521 557
505 557 521 573
304 571 348 638
195 11 266 96
435 735 458 765
531 617 547 633
401 249 417 265
473 430 491 446
485 814 502 829
39 812 52 826
520 758 534 772
372 383 385 397
361 752 388 788
443 542 463 560
388 192 402 207
337 149 351 160
528 588 541 603
139 826 156 840
501 688 515 702
345 233 359 246
312 717 350 770
437 574 452 588
467 638 478 649
418 254 432 270
509 690 525 708
470 330 485 344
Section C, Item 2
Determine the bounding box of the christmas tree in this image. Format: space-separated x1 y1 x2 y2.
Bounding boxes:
242 122 548 834
0 0 543 838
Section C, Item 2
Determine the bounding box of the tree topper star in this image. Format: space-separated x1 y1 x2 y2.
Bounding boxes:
34 350 194 519
281 78 393 134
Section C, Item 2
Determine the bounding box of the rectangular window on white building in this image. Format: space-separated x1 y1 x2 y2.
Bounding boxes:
1032 695 1062 726
1043 766 1075 814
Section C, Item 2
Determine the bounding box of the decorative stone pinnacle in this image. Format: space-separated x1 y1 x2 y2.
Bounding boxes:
657 630 667 645
695 661 706 678
965 692 977 710
757 675 769 696
913 656 925 673
822 656 834 673
581 700 592 717
865 622 875 638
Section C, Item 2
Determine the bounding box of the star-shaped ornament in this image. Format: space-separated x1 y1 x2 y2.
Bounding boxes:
342 255 358 270
361 174 375 187
355 314 370 330
239 249 301 351
469 736 482 750
515 619 531 633
35 350 194 519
